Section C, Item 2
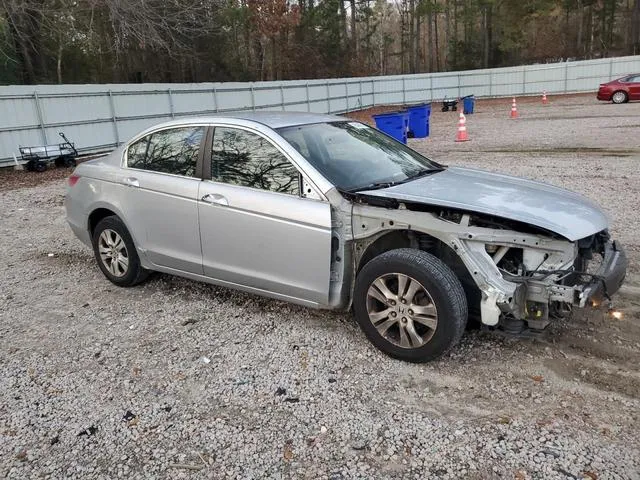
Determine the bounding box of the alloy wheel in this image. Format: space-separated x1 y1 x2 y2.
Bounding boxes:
98 229 129 278
612 91 627 104
366 273 438 349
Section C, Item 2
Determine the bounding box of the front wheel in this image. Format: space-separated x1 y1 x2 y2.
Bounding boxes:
353 249 468 363
92 216 149 287
612 91 628 104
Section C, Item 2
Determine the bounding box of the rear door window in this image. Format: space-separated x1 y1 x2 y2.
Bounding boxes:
126 126 204 177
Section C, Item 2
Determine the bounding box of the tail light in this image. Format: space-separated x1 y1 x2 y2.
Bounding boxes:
68 174 80 187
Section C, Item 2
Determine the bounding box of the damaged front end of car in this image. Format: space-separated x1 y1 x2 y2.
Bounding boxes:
348 196 628 335
451 221 628 333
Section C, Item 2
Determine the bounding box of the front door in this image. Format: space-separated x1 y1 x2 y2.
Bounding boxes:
198 126 332 305
120 125 205 273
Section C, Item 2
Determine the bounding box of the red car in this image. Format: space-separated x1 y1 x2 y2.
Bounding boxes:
597 74 640 104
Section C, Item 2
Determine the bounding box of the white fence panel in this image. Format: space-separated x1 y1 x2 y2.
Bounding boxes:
2 55 640 166
172 90 216 115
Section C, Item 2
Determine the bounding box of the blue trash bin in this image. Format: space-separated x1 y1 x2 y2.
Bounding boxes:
462 95 475 114
406 103 430 138
372 111 408 144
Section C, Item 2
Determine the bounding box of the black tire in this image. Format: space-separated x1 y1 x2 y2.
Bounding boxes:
54 157 65 168
35 162 47 172
64 157 77 167
353 248 468 363
611 91 628 104
92 216 149 287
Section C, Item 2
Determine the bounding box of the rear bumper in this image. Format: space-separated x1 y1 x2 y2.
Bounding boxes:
578 241 628 307
597 90 612 101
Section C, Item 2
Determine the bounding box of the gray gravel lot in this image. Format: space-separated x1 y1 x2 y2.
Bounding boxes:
1 94 639 479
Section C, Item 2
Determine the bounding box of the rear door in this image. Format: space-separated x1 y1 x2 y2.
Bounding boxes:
198 125 332 305
121 125 205 273
627 75 640 100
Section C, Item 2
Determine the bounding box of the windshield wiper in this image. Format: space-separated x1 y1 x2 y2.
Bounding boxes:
345 181 396 193
344 167 446 194
396 167 446 185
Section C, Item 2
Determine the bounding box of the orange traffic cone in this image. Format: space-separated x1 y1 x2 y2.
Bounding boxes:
510 97 518 118
542 91 548 104
455 112 469 142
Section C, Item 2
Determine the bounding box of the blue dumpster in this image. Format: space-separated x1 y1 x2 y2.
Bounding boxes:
372 111 408 144
406 103 431 138
462 95 475 114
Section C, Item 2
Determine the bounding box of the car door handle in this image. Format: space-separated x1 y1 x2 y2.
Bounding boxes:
201 193 229 206
122 177 139 188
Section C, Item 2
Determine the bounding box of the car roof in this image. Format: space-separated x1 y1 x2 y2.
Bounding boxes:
146 111 346 131
215 111 345 128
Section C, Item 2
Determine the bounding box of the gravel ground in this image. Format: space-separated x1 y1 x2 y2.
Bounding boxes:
1 94 639 480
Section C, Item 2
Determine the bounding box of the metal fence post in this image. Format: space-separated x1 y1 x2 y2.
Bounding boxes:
522 66 526 95
564 62 569 92
429 75 433 101
372 79 376 106
33 91 48 144
358 80 363 109
168 88 175 118
344 80 349 112
108 90 119 145
213 87 219 112
402 77 406 104
306 83 311 112
609 57 614 80
326 81 331 113
250 85 256 111
457 74 461 98
489 72 493 97
280 85 285 111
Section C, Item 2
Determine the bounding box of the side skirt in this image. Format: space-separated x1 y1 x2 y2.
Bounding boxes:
151 264 329 310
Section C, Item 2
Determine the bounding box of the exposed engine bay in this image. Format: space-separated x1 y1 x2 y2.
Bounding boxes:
345 196 628 335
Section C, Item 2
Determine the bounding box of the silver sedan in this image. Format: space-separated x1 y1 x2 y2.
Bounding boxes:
65 112 627 362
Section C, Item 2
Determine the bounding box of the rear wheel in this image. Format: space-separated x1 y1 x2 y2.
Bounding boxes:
92 216 149 287
353 249 468 363
612 91 628 104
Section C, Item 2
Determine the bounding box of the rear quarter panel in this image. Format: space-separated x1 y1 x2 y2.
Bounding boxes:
65 153 144 253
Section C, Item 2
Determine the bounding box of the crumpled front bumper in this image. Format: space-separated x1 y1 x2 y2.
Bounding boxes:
578 241 628 307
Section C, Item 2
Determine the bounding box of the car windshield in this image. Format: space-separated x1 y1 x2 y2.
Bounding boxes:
277 121 444 192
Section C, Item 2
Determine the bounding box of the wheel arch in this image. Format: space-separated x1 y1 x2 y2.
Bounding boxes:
355 229 482 320
88 207 119 236
86 203 144 259
612 90 629 103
